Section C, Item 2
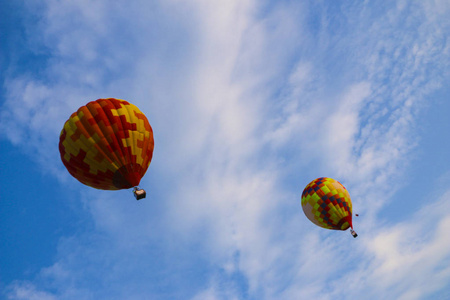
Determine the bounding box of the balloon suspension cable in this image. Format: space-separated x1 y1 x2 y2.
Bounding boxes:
133 187 146 200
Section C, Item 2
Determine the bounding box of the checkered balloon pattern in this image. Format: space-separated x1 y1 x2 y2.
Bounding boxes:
59 98 154 190
301 177 353 231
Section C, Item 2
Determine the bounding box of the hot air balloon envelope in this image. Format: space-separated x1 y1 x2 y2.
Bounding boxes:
59 98 154 191
301 177 356 236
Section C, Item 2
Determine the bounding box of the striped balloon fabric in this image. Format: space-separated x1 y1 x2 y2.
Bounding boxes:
59 98 154 190
301 177 354 231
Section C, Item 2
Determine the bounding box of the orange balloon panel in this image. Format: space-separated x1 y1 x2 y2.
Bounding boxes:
59 98 154 190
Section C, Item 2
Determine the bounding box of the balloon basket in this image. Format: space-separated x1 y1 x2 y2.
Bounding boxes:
133 187 146 200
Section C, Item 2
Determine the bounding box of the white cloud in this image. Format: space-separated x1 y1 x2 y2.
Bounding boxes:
5 282 57 300
2 0 450 299
327 188 450 300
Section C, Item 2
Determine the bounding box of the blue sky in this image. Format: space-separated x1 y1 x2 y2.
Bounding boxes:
1 1 450 299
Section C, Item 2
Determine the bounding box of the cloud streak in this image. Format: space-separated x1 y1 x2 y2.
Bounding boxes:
2 0 450 299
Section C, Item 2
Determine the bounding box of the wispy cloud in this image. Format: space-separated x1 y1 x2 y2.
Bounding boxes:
5 282 57 300
327 188 450 300
2 0 449 299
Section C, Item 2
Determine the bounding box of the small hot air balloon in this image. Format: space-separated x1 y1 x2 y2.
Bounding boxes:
59 98 154 200
301 177 357 237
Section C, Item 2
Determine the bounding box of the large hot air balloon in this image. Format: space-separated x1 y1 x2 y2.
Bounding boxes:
301 177 357 237
59 98 154 200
